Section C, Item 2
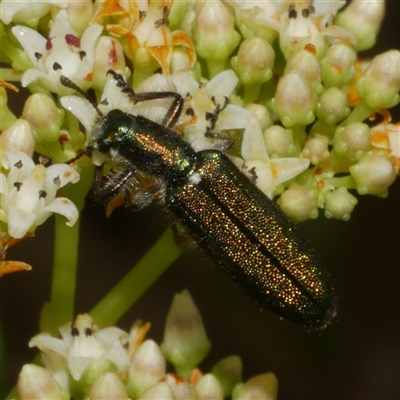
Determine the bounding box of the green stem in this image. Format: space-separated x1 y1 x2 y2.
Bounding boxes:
48 165 94 334
340 100 375 126
206 59 227 79
243 83 261 104
48 214 80 334
328 175 357 189
90 227 183 326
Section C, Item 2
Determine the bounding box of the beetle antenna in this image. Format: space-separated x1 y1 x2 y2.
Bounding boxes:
59 75 103 118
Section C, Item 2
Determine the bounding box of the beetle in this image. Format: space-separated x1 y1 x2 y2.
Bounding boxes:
61 71 336 329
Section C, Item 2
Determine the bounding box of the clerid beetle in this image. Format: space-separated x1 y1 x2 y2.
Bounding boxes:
61 71 336 330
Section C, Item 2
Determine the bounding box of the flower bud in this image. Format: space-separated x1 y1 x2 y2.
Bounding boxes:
22 93 62 144
245 104 273 132
284 50 322 93
324 188 358 221
231 38 274 85
162 373 196 400
211 355 242 398
17 364 64 400
302 136 330 165
350 154 396 195
334 122 371 161
278 183 318 223
194 1 240 75
315 87 350 125
0 119 35 156
356 50 400 110
335 0 385 51
89 372 129 400
92 36 126 91
273 71 316 128
140 382 176 400
127 340 166 399
232 372 278 400
263 125 294 157
321 41 357 88
194 373 224 400
161 290 211 377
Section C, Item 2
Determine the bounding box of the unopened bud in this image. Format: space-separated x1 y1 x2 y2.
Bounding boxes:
356 50 400 110
231 37 274 85
334 122 371 161
232 372 278 400
321 41 357 88
335 0 385 51
278 183 318 223
324 188 358 221
350 153 396 196
89 372 129 400
0 119 35 156
17 364 64 400
22 93 62 144
273 71 316 128
315 87 350 124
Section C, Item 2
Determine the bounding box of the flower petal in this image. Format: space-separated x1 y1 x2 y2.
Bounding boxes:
43 198 79 227
11 25 47 65
8 206 36 239
270 157 310 185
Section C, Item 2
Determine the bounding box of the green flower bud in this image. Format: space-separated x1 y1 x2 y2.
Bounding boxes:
263 125 294 158
284 50 322 93
334 122 371 161
17 364 66 400
0 119 35 156
272 71 316 128
211 355 242 398
140 382 176 400
194 1 240 76
161 290 211 377
350 154 396 196
315 87 350 124
232 373 278 400
278 183 318 223
231 38 274 85
92 36 126 91
127 340 166 399
356 50 400 110
335 0 385 51
89 372 129 400
194 373 224 400
302 135 330 165
22 93 62 144
324 188 358 221
321 41 357 88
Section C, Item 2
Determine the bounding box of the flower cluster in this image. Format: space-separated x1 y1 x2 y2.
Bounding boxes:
0 0 398 238
17 290 278 400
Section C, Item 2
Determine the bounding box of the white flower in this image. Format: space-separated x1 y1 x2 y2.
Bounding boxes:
29 314 130 384
11 9 102 94
0 151 79 239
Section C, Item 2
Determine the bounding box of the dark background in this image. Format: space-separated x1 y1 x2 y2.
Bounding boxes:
1 2 399 399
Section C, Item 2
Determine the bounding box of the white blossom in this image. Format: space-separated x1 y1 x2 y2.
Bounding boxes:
0 151 79 239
